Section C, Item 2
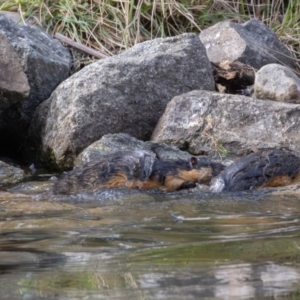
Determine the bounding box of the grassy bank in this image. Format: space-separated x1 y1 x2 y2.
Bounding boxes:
1 0 299 64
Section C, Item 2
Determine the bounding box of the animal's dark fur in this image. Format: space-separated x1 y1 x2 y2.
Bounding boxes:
210 149 300 193
53 150 225 194
54 150 155 194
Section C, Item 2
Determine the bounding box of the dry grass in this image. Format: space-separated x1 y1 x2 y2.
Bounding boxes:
1 0 299 64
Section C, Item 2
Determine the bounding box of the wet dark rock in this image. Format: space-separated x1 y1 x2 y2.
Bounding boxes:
200 19 297 70
29 33 215 170
0 13 72 159
0 14 72 122
151 90 300 160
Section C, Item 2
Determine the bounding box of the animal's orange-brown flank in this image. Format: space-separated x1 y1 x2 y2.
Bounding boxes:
53 150 224 194
54 149 300 195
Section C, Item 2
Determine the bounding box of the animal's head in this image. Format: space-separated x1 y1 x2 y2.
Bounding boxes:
186 156 225 184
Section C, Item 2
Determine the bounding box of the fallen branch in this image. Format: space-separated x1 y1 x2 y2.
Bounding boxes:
54 33 108 59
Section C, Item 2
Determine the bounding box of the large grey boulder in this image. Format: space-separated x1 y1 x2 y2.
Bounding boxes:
254 64 300 103
200 19 296 70
151 90 300 159
30 33 215 169
0 14 72 158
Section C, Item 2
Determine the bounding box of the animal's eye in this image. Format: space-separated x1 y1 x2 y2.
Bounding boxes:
190 157 197 167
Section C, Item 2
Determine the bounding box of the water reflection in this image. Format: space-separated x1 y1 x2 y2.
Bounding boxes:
136 263 300 299
1 186 300 299
214 263 300 299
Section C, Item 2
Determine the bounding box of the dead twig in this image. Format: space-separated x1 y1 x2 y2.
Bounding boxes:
54 32 108 59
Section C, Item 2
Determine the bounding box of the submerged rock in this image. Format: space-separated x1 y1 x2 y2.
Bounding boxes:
8 180 54 195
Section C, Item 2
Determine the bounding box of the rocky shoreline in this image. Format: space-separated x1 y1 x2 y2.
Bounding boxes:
1 13 300 194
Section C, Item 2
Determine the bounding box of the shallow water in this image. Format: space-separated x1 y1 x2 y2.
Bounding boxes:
1 181 300 299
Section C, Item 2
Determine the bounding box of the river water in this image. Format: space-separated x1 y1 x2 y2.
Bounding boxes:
1 179 300 299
